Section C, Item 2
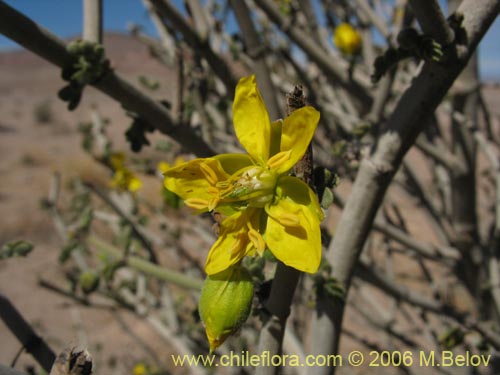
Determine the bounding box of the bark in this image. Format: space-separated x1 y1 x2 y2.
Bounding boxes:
309 0 500 373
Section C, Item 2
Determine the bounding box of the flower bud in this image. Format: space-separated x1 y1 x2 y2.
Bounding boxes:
198 266 254 352
334 23 362 55
79 270 100 295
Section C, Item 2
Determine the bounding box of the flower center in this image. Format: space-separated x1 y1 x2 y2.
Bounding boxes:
223 166 278 207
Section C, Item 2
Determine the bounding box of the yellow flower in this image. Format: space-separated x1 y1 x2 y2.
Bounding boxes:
109 152 142 192
334 23 362 55
164 75 323 275
132 363 148 375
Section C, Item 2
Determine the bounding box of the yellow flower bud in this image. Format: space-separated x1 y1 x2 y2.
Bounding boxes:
198 266 254 352
334 23 362 55
132 363 148 375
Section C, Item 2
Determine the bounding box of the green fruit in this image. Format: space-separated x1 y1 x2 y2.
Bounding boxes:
79 271 100 295
198 266 254 352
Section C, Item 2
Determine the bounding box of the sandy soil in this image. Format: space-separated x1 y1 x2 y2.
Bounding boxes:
0 33 187 375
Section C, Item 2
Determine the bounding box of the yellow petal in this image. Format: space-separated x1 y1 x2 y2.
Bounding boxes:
173 156 186 166
264 177 323 273
275 107 320 174
128 175 142 192
163 158 229 207
269 119 283 157
157 161 171 173
233 75 271 164
214 153 253 175
205 209 260 275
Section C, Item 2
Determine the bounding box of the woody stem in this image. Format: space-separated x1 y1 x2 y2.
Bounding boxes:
256 86 311 375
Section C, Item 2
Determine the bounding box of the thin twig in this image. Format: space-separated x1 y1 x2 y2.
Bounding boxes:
82 0 102 43
84 182 160 264
253 0 372 105
229 0 282 119
353 0 391 39
408 0 454 46
87 235 203 290
0 294 56 372
0 1 214 157
148 0 237 97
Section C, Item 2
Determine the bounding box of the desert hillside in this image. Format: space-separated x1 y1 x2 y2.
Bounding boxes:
0 32 187 375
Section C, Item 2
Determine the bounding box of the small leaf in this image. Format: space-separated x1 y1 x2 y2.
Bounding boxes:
1 240 34 259
79 271 100 295
352 121 372 139
320 188 334 210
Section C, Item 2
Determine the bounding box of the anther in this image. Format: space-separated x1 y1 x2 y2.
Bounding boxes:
266 150 292 170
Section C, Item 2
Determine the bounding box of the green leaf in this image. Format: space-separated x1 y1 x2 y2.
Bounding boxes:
320 188 334 210
1 240 34 259
79 270 100 295
352 121 372 139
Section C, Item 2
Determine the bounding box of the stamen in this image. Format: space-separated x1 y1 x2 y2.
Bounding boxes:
228 234 245 257
278 212 301 227
248 228 266 255
200 163 219 185
185 198 209 210
216 181 230 189
266 150 291 170
207 186 219 195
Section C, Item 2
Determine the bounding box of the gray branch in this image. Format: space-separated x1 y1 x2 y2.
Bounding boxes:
83 0 102 43
0 294 56 372
0 1 214 157
229 0 282 119
253 0 372 106
408 0 454 46
310 0 500 372
148 0 238 97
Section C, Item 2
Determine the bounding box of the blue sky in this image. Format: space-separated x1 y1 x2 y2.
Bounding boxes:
0 0 499 80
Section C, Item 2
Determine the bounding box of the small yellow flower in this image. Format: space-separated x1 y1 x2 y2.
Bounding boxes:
109 152 142 192
132 362 148 375
334 23 362 55
164 75 323 275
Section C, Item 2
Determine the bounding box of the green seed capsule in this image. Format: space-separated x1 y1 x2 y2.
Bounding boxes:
198 266 254 352
79 271 100 295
